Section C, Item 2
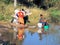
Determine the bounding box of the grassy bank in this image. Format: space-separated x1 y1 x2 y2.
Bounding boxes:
0 4 60 25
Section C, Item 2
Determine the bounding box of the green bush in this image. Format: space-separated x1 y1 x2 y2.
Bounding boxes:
0 14 4 20
0 0 11 4
5 15 12 21
49 8 60 23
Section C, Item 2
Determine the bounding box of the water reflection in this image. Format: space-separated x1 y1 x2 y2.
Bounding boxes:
23 29 60 45
0 24 60 45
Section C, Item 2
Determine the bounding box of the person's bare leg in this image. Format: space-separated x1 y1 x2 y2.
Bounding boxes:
42 28 44 33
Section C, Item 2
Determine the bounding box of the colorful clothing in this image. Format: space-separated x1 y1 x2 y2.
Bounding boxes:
18 11 24 24
17 11 25 40
17 27 24 40
44 22 49 31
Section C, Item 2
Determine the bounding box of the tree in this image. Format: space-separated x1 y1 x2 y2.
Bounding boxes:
14 0 17 8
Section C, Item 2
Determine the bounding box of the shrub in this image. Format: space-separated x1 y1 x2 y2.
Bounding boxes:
0 14 4 20
48 8 60 23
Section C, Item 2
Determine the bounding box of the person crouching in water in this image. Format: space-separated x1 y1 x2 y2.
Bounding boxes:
17 9 25 40
37 14 44 33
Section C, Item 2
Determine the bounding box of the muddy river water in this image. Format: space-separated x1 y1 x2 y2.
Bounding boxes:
0 24 60 45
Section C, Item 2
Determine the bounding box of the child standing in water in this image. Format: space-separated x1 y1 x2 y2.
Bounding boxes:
43 18 49 33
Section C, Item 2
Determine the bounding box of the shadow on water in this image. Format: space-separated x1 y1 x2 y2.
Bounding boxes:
0 24 60 45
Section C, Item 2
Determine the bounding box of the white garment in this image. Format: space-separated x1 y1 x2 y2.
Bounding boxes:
21 11 25 16
37 29 42 33
37 23 43 33
25 9 32 16
13 15 18 19
14 9 19 14
13 9 19 23
13 18 18 24
37 23 42 28
12 9 19 32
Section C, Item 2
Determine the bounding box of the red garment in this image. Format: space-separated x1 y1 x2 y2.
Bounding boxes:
18 34 23 40
18 11 24 24
18 11 24 18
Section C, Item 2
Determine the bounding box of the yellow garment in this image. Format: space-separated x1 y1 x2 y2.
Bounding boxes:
18 17 24 24
18 27 24 40
18 17 24 40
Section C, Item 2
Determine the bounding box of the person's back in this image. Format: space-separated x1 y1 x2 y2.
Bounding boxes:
18 11 24 18
17 9 25 24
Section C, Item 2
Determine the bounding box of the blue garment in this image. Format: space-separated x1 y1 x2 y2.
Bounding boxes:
16 13 18 17
39 18 43 23
43 22 49 31
44 22 48 26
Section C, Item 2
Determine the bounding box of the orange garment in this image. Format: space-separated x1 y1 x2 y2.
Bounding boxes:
18 17 24 24
17 11 24 40
18 11 24 18
17 27 24 40
18 11 24 24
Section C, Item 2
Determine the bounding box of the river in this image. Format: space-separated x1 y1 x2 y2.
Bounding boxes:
0 24 60 45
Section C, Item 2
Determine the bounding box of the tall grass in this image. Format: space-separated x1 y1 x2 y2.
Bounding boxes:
48 7 60 23
0 3 14 21
29 7 49 25
0 3 60 24
0 4 49 25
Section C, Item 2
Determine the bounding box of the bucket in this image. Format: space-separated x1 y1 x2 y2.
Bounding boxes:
44 25 49 31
